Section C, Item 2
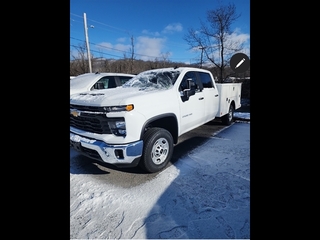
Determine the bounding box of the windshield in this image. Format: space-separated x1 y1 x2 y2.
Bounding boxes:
122 69 180 90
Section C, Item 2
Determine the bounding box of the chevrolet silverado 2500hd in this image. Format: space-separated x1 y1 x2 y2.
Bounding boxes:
70 67 242 173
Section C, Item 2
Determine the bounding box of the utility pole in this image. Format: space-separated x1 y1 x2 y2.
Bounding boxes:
83 13 92 73
199 46 206 68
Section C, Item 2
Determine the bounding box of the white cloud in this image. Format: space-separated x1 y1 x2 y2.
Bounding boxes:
189 30 250 64
141 29 161 36
228 31 250 46
141 23 183 37
225 32 250 58
97 42 113 49
94 41 130 58
117 37 127 43
162 23 183 34
136 36 166 61
114 43 130 52
94 37 167 61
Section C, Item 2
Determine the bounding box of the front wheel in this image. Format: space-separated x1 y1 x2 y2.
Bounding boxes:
221 104 234 125
139 127 174 173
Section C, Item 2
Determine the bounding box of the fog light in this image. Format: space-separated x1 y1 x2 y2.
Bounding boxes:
114 149 124 159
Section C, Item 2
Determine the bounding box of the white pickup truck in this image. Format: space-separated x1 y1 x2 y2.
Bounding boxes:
70 67 242 173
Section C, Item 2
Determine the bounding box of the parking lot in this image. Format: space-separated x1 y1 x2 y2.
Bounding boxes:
70 120 250 239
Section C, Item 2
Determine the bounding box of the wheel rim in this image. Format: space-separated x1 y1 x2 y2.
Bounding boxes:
151 137 169 165
228 107 233 121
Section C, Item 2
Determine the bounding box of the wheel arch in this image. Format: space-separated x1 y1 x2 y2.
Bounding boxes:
221 100 236 125
140 113 179 144
230 100 236 110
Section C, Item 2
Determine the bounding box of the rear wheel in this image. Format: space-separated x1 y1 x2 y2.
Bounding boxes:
221 104 234 125
139 127 173 173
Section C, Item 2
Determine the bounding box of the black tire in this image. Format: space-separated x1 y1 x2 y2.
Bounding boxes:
221 104 234 125
139 127 174 173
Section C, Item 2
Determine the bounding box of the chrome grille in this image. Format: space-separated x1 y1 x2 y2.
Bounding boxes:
70 105 123 134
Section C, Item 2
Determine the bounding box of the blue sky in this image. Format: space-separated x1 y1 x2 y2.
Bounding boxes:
70 0 250 65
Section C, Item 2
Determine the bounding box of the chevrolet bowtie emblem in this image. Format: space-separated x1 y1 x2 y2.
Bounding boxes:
71 110 80 117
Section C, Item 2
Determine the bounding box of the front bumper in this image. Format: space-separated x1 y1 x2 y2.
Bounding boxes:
70 132 143 166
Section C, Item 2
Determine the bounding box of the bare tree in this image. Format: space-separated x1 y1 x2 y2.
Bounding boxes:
70 43 89 75
184 2 243 82
159 52 171 67
70 43 96 75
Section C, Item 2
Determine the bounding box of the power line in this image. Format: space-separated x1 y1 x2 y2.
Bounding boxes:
70 13 131 34
70 13 193 62
70 36 194 62
70 44 124 59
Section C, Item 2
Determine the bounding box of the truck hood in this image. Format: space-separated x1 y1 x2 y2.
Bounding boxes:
70 86 171 106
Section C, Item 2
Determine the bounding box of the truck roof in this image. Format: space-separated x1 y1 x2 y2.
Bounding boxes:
142 67 211 73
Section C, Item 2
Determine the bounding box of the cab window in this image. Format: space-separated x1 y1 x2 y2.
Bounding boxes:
94 77 116 89
179 71 199 91
198 72 214 88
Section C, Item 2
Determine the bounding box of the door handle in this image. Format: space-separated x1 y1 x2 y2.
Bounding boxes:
199 97 204 100
215 94 219 97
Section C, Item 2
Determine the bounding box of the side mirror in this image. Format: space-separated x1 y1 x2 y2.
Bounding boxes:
186 78 196 97
186 78 195 89
184 88 195 97
181 78 196 102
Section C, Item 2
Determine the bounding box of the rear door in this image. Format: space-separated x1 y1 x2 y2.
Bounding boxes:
197 71 219 122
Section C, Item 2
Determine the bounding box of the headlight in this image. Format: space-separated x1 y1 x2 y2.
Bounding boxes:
104 104 134 112
108 120 126 136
